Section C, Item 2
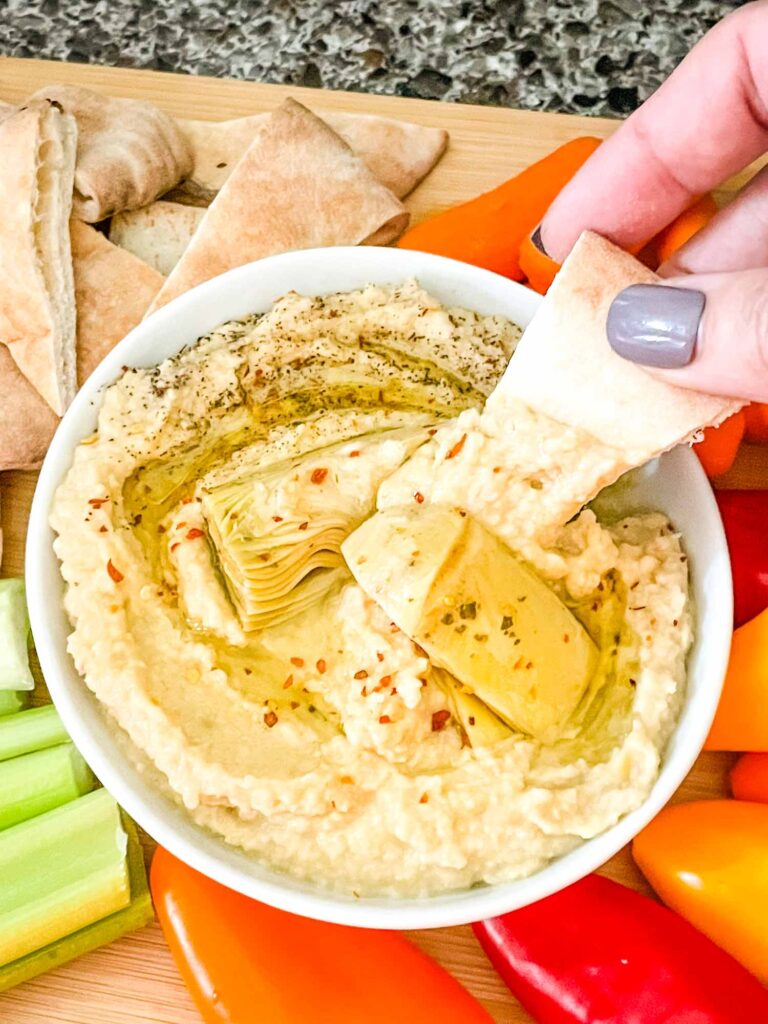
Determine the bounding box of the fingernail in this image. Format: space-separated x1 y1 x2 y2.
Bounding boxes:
607 284 705 369
530 224 548 256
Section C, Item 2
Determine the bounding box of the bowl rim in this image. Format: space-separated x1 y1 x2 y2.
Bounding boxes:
26 246 732 929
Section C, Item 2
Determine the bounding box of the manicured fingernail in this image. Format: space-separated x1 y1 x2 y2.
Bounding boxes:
607 284 705 369
530 224 548 255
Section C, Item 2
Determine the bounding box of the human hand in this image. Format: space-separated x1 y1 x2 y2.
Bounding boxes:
539 1 768 402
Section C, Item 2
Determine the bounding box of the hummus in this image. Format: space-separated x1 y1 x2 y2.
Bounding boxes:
51 282 691 898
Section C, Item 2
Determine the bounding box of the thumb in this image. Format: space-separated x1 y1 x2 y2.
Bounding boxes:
606 267 768 402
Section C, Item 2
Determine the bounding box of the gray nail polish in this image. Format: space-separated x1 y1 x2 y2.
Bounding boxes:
606 284 705 369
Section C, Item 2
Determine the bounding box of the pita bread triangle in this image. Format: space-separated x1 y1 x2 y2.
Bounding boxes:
147 98 408 314
496 231 741 463
171 108 448 204
0 101 77 416
0 223 164 471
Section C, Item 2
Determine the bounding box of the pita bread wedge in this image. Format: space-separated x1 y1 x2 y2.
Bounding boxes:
497 231 741 462
170 109 448 205
148 99 408 313
31 84 193 222
70 220 165 383
0 224 164 471
0 101 78 416
109 201 206 275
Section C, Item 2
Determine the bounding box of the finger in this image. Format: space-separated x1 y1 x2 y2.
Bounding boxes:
540 1 768 262
659 162 768 276
606 268 768 402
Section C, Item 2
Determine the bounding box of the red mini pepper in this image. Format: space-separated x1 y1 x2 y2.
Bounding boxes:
715 490 768 626
473 873 768 1023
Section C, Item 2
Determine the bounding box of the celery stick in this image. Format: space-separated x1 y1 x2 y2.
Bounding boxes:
0 579 33 691
0 743 96 831
0 814 153 993
0 706 69 762
0 788 131 965
0 690 28 717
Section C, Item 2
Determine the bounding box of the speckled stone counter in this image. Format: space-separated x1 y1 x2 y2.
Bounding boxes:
0 0 743 116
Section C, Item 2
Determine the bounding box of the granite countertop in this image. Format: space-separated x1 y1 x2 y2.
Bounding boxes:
1 0 742 117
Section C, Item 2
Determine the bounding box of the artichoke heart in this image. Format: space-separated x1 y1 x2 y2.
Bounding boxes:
201 426 432 631
343 504 599 742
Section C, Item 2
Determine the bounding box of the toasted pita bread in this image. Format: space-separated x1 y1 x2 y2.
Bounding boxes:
31 84 193 222
0 224 164 471
498 231 741 462
168 109 448 205
148 99 408 314
70 220 165 383
109 201 206 275
0 101 78 416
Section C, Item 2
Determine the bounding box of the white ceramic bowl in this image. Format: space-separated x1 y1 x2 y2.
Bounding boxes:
26 247 732 930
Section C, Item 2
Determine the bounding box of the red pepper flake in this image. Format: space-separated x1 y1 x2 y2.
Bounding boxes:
379 715 392 725
290 656 304 668
182 496 193 505
99 525 108 533
316 658 327 674
290 700 300 709
428 429 437 436
264 711 278 728
348 449 361 458
282 675 294 689
379 674 392 689
340 775 354 785
298 521 309 531
272 515 284 523
525 661 534 670
176 521 187 530
563 634 570 643
354 669 368 680
170 542 181 553
390 687 398 695
446 433 467 460
413 491 425 504
310 467 328 484
493 466 502 474
513 656 524 670
361 686 368 696
107 560 124 583
389 622 400 634
431 710 451 732
376 651 385 662
419 792 429 804
186 528 205 540
88 497 108 508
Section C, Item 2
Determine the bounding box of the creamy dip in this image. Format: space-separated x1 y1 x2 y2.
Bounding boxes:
51 282 690 897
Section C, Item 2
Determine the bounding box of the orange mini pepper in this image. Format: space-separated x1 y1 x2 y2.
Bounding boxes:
694 410 746 479
151 847 492 1024
649 194 719 266
731 753 768 802
633 800 768 982
706 605 768 751
398 137 601 280
745 402 768 444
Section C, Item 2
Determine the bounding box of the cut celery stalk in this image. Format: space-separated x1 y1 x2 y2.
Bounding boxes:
0 690 28 717
0 579 33 691
0 788 131 965
0 814 153 993
0 742 96 831
0 706 69 762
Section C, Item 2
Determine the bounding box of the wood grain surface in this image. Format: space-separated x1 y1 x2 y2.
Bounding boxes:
0 56 763 1024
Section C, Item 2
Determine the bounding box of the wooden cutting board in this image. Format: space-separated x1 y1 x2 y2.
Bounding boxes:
0 56 765 1024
